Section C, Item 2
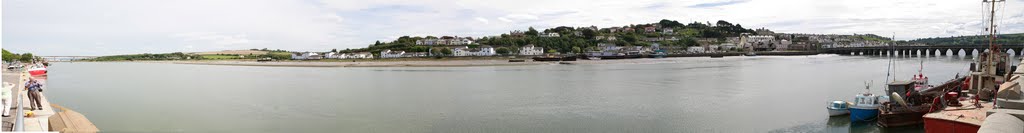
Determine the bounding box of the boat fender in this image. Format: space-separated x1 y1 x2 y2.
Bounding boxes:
891 92 911 109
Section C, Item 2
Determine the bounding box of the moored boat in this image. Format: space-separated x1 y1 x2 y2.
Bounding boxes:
850 92 881 122
827 100 850 116
27 65 46 76
532 54 577 62
877 62 946 127
561 56 577 61
922 96 992 133
876 80 936 127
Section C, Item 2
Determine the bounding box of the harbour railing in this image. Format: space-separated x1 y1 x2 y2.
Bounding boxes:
13 73 25 131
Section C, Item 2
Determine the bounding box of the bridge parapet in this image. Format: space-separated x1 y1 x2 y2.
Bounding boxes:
823 44 1024 56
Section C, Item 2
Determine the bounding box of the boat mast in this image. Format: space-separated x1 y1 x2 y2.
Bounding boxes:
984 0 1004 74
886 34 896 82
985 0 1002 52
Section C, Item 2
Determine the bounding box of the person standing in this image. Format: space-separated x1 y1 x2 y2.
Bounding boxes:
24 78 43 110
2 82 11 117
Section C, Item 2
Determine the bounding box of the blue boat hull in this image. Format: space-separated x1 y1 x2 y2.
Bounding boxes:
849 108 878 122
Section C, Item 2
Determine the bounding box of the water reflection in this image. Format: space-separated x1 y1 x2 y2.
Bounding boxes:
46 55 987 132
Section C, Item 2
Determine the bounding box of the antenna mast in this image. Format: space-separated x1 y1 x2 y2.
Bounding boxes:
985 0 1004 50
984 0 1004 73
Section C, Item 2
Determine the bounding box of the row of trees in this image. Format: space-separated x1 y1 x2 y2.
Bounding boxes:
909 33 1024 45
2 49 36 62
90 52 200 61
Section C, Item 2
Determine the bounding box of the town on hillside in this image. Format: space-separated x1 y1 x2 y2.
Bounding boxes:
292 19 899 60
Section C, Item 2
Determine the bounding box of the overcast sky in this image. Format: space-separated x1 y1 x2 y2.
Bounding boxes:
3 0 1024 56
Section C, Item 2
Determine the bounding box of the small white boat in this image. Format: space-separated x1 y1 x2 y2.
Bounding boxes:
827 100 850 116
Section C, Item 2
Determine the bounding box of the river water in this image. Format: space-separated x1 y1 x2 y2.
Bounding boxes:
44 55 1007 132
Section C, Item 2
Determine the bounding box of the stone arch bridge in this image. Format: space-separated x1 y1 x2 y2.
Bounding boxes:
823 44 1024 56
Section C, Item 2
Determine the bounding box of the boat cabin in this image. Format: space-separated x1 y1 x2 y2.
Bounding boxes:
887 81 915 103
830 101 848 109
854 94 880 106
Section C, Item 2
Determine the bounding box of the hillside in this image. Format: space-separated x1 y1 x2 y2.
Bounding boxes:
89 49 291 61
189 50 269 55
341 19 757 55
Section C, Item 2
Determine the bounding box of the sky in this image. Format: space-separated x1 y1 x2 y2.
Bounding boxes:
3 0 1024 56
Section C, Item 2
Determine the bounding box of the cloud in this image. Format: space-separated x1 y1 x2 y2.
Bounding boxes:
642 2 670 10
4 0 1024 55
475 17 490 24
688 0 751 8
497 14 539 23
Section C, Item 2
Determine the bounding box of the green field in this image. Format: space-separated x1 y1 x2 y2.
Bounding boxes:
201 55 241 59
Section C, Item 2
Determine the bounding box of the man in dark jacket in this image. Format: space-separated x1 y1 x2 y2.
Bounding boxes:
24 78 43 110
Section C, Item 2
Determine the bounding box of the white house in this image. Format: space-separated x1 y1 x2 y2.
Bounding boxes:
416 39 439 45
348 52 374 59
776 39 792 51
644 26 656 33
291 52 322 60
519 45 544 55
453 46 496 56
687 46 706 53
662 28 674 34
380 50 405 58
540 33 560 37
744 35 776 51
450 38 474 45
326 52 354 59
401 52 428 58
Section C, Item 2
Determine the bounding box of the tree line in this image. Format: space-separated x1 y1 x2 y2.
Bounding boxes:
2 49 37 62
909 33 1024 45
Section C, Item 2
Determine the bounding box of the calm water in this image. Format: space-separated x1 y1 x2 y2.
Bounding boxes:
44 55 1004 132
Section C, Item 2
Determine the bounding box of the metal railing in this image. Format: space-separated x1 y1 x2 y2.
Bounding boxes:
12 70 26 131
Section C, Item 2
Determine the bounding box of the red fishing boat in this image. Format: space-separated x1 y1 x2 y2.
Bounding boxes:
27 65 46 76
922 96 992 133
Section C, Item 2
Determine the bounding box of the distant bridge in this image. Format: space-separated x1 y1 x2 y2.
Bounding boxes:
822 44 1024 56
39 56 98 62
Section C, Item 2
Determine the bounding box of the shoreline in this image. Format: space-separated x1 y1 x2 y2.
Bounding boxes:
80 52 827 67
170 60 553 67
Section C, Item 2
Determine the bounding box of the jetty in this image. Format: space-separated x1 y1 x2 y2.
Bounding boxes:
2 64 98 132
